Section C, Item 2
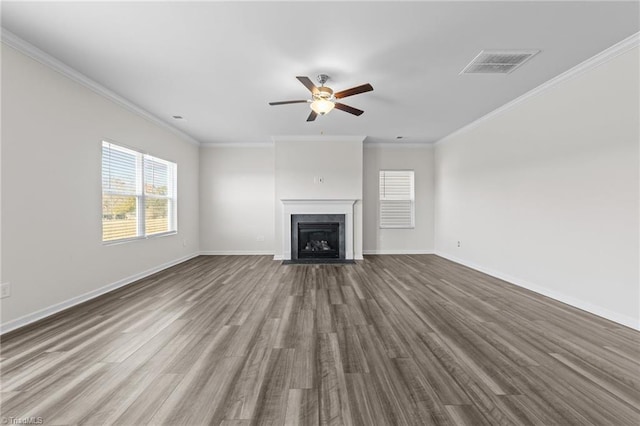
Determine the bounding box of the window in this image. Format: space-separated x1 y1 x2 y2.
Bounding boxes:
379 170 414 228
102 141 177 242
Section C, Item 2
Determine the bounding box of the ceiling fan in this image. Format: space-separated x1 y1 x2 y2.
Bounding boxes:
269 74 373 122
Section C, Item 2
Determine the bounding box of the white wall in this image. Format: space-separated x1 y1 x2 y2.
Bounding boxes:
274 136 364 259
1 45 200 330
434 46 639 329
4 33 637 333
199 145 275 254
363 144 435 254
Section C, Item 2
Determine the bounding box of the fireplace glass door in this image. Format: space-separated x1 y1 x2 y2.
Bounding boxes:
297 222 340 259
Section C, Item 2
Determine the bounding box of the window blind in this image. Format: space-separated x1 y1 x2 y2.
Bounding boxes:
143 155 176 236
379 170 415 228
102 141 177 242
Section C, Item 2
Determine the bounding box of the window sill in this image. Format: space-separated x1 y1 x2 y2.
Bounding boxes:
102 231 177 246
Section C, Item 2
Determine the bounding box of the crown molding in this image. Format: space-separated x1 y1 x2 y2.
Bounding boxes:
200 141 274 148
436 31 640 145
1 28 201 147
364 142 434 149
271 135 366 144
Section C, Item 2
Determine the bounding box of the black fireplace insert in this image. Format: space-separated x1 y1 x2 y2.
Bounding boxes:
290 214 346 261
298 222 340 259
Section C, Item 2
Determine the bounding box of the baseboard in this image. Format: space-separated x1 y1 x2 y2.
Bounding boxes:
200 250 275 256
0 252 200 335
435 251 639 331
363 249 435 255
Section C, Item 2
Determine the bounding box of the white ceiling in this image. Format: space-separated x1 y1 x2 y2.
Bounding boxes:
2 1 639 144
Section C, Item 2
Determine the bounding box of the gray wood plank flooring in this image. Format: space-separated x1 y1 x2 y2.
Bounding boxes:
1 255 639 425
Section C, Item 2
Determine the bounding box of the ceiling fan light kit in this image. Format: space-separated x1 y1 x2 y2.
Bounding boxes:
310 99 335 115
269 74 373 121
310 78 335 115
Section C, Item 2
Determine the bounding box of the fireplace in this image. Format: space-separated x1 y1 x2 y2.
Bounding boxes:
281 199 357 261
291 214 345 261
298 222 340 259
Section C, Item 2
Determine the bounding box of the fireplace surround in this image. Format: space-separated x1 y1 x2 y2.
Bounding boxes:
280 199 357 261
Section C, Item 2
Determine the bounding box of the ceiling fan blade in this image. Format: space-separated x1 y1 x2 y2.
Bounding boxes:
307 110 318 122
297 76 319 94
334 102 364 116
269 100 309 106
334 83 374 99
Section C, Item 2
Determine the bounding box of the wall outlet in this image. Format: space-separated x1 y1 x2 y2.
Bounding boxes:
1 282 11 299
457 241 461 248
318 176 324 184
256 235 265 242
183 239 187 247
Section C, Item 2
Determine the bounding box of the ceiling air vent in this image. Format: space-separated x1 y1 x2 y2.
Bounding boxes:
461 50 539 74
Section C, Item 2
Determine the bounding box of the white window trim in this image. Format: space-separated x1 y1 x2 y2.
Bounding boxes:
379 169 415 229
101 141 178 244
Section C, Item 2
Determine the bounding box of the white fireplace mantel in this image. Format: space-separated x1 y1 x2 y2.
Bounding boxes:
281 199 357 260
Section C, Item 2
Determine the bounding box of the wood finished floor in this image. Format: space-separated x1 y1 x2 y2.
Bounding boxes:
1 255 639 425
